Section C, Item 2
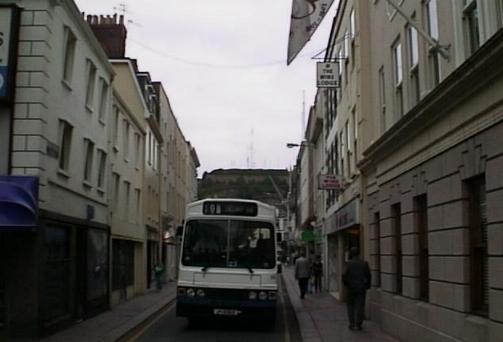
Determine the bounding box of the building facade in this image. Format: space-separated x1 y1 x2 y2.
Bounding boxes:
360 1 503 341
0 0 113 337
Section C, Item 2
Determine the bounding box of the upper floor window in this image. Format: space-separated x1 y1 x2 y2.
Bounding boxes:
96 149 107 190
425 0 439 40
463 0 480 55
497 0 503 27
83 138 95 183
123 120 130 160
349 9 356 39
408 25 420 106
98 78 109 123
85 60 97 109
62 27 76 84
392 40 404 117
58 120 73 172
378 66 386 133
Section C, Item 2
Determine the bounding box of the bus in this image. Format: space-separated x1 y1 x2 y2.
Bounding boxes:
176 198 279 323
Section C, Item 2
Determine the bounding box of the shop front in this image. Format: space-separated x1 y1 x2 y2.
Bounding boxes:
324 198 360 300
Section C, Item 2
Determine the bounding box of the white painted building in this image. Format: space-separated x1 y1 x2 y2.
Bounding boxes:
0 0 113 338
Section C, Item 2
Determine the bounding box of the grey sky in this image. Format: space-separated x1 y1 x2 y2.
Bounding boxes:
75 0 337 175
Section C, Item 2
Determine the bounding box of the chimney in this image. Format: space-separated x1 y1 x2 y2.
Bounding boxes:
85 13 127 58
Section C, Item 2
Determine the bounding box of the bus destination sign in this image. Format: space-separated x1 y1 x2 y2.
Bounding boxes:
203 201 258 217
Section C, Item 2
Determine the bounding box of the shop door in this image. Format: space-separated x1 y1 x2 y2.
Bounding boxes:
0 234 6 339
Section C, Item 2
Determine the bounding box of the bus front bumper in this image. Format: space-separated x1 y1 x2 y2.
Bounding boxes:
176 297 277 320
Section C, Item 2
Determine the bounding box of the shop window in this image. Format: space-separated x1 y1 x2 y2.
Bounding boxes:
415 194 429 301
112 239 135 292
391 203 402 294
466 176 488 316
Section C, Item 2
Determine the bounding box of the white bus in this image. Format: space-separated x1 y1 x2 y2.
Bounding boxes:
176 199 279 323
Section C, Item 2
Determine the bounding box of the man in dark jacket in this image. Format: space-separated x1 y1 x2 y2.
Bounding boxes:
342 247 371 331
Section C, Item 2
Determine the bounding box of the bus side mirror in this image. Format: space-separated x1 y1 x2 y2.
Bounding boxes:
176 225 183 236
277 263 282 274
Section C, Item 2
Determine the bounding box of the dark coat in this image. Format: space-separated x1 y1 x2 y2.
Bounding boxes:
342 256 371 293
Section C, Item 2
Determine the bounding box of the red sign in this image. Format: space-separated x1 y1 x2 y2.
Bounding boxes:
318 174 345 190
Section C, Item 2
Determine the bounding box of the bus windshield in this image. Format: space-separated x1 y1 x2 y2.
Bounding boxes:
182 219 275 269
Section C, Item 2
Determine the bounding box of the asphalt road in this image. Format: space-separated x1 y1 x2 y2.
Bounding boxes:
130 279 301 342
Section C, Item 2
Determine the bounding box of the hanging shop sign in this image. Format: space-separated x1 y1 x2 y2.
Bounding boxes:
318 174 345 190
0 5 20 102
316 62 339 88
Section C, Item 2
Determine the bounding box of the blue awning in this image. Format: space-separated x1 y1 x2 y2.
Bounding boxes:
0 176 38 228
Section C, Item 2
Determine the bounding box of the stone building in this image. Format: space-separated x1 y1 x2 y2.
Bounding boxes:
356 1 503 341
0 0 113 337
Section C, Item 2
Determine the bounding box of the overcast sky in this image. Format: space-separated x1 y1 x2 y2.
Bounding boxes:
75 0 338 176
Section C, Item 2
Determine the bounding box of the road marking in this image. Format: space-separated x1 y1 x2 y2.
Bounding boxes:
126 301 176 342
279 278 291 342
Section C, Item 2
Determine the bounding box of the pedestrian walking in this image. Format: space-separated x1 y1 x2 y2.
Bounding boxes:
342 247 371 331
312 255 323 293
294 250 311 299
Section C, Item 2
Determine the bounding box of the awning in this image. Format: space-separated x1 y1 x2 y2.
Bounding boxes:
0 176 38 228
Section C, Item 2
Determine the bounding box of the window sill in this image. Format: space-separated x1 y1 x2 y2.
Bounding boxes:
57 169 70 179
61 79 72 91
113 145 119 153
82 180 93 189
97 187 105 196
85 104 94 114
98 118 106 126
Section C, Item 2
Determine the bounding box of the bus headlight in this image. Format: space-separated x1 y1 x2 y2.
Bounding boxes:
187 288 196 297
196 289 205 297
268 291 277 300
258 291 268 300
177 287 186 296
248 291 257 300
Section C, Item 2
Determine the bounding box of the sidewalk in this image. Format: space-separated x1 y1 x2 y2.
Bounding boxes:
42 281 177 342
281 266 400 342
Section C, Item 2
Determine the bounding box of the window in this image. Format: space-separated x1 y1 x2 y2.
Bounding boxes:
349 9 356 66
408 25 420 106
463 0 480 55
378 66 386 133
425 0 441 86
339 131 344 177
415 194 429 301
112 173 120 209
112 106 119 148
391 203 402 294
466 176 488 315
58 120 73 172
374 212 381 287
352 109 357 167
134 133 141 168
344 31 350 84
147 131 152 165
345 121 351 175
135 188 141 221
83 138 95 183
392 41 404 117
98 79 109 123
124 181 131 213
497 0 503 27
62 27 76 83
85 60 97 109
96 149 106 190
123 120 130 160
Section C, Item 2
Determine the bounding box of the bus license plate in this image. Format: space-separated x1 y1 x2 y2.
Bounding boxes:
213 308 241 316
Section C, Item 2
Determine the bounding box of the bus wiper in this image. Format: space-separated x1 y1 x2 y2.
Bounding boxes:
201 265 211 272
246 266 254 274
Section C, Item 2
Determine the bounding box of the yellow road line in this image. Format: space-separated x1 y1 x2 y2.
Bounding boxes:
126 301 176 342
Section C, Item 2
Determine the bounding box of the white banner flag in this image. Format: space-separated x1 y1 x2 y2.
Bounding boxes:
287 0 335 65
